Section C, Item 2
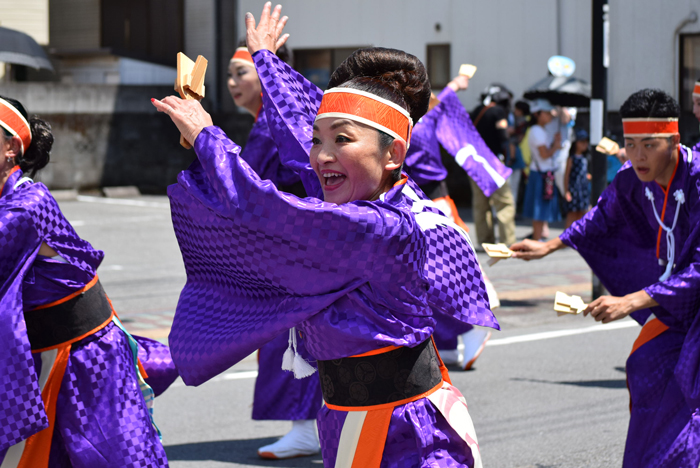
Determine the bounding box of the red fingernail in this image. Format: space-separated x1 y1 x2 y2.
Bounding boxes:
151 98 156 102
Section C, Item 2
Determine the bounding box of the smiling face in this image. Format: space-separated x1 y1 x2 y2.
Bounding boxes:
227 61 262 116
624 134 680 187
311 118 405 204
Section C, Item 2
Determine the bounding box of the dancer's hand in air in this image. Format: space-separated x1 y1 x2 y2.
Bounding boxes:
151 96 213 146
447 75 469 92
246 2 289 55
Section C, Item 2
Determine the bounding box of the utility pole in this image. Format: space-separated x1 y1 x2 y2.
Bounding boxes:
590 0 609 299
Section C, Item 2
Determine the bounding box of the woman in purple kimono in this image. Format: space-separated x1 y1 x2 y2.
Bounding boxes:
227 42 322 459
154 4 498 467
0 95 176 467
511 88 700 467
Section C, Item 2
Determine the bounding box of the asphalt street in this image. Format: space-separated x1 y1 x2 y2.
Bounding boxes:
58 194 638 468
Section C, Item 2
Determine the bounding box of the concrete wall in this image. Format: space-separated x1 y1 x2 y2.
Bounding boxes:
609 0 700 109
236 0 700 112
1 82 253 192
0 0 49 44
238 0 590 111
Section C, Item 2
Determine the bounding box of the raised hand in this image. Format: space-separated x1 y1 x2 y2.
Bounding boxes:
447 75 469 92
151 96 213 146
245 2 289 55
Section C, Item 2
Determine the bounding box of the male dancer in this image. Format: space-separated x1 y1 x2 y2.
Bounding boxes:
512 88 700 467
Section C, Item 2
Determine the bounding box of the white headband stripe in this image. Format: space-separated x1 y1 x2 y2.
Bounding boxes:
322 87 413 125
315 112 406 143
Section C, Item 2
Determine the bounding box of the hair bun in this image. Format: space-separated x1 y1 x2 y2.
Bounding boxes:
328 47 431 123
21 117 53 177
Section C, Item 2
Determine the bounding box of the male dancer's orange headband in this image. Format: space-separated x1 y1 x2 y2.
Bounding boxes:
230 47 254 65
622 118 678 138
0 97 31 154
315 88 413 145
694 81 700 98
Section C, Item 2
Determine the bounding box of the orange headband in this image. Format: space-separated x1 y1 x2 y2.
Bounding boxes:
230 47 253 65
0 97 31 154
315 88 413 144
694 81 700 98
622 118 679 138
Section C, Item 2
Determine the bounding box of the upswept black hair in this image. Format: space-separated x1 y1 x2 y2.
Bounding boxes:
0 95 53 177
619 88 680 119
326 47 431 181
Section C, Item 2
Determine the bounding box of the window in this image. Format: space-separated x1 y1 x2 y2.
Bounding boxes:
680 34 700 112
427 44 450 89
294 47 365 90
101 0 184 66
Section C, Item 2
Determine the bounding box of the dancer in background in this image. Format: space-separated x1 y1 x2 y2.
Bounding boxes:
155 4 498 466
0 95 176 467
404 74 510 369
511 88 700 467
227 41 322 460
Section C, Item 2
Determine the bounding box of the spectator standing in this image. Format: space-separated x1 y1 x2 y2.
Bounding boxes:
508 100 530 209
563 128 591 227
469 84 516 246
523 98 562 240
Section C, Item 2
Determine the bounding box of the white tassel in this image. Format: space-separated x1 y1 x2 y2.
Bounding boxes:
292 352 317 379
647 188 685 282
280 327 317 378
281 328 295 371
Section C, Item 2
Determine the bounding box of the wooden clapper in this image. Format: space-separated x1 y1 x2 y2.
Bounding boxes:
553 291 587 317
482 243 513 266
175 52 208 148
459 63 477 78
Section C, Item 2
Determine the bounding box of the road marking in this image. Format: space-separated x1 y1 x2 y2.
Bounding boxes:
171 370 259 388
487 320 640 347
76 195 169 208
221 370 259 380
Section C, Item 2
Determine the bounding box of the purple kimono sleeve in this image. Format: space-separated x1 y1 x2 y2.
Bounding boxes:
168 127 425 384
644 199 700 329
435 88 512 197
0 204 47 451
561 167 657 324
253 49 324 198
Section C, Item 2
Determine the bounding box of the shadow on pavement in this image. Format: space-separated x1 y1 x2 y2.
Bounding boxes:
512 377 627 389
165 438 323 466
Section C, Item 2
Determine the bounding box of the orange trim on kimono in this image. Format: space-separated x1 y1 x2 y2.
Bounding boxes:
329 337 467 468
351 345 401 358
654 154 680 259
31 275 100 311
0 165 20 198
325 379 445 412
630 318 669 356
17 344 71 468
432 195 469 233
31 312 115 354
693 82 700 98
349 408 394 468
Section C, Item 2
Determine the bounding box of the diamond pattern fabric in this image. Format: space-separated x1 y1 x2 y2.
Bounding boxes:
560 146 700 467
0 169 172 465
